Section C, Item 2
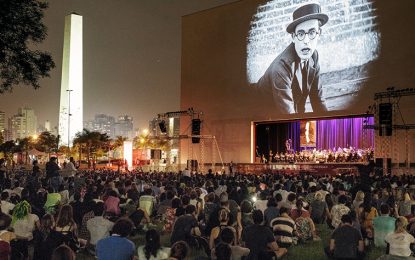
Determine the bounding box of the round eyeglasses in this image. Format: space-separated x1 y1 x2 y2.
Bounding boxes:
293 28 320 41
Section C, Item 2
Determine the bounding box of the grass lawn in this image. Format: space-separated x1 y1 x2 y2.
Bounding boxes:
77 224 385 259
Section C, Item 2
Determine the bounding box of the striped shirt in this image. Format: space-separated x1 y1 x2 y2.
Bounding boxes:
270 216 296 244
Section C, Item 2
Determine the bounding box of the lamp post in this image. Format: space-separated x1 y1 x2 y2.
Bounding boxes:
66 89 73 149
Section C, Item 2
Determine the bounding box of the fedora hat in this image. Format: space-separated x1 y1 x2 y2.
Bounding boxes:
286 3 328 33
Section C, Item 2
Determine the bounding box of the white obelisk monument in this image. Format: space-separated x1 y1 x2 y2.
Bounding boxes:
58 13 83 147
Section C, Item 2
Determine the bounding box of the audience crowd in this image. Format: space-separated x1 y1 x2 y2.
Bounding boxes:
0 156 414 260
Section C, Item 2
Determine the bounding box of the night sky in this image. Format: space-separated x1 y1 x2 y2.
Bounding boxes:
0 0 238 131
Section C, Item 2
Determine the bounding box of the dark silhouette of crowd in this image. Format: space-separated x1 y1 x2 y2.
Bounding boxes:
0 156 415 260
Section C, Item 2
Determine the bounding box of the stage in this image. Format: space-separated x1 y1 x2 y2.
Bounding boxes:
234 162 368 176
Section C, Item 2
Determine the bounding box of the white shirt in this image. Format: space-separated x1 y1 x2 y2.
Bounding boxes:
385 231 415 257
254 200 268 213
0 200 15 215
137 246 170 260
87 216 114 245
12 213 39 240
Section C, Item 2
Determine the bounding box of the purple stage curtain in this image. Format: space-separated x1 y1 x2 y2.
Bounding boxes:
316 117 374 150
287 121 300 152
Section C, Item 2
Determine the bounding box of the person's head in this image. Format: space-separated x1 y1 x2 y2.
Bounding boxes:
279 207 290 216
93 202 104 216
171 197 182 209
314 192 324 202
170 241 190 260
51 245 75 260
380 204 390 215
252 209 264 224
287 193 297 203
355 191 365 202
403 192 411 201
338 194 348 205
56 204 74 227
220 227 235 244
69 157 74 162
267 197 278 207
33 160 38 166
215 243 232 260
241 200 253 213
1 192 9 201
185 204 196 216
0 214 11 230
11 200 31 223
218 208 230 223
341 213 353 225
144 229 161 259
40 213 55 232
111 218 134 237
287 3 328 61
395 216 408 233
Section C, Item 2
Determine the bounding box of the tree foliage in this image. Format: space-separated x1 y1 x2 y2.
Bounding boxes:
73 129 110 168
0 0 55 93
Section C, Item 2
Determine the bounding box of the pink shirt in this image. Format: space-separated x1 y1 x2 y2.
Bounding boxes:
104 196 120 215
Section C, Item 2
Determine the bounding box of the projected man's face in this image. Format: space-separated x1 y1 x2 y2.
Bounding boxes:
292 19 320 61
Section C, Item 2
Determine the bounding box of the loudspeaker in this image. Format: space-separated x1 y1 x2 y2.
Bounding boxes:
158 120 167 133
187 159 198 171
191 119 201 143
379 103 392 136
375 158 391 174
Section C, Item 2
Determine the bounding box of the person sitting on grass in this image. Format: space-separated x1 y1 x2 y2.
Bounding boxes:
96 218 136 260
378 217 415 260
325 214 365 260
242 209 287 259
211 227 250 260
137 229 170 260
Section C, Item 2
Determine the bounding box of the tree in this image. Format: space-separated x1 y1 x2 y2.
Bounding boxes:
112 136 127 159
0 140 16 164
73 129 110 168
35 131 58 158
0 0 55 93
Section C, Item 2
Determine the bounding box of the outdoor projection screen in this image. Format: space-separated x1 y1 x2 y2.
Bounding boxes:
180 0 415 163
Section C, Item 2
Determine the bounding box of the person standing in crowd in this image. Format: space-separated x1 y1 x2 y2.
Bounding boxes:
46 157 62 191
62 157 77 178
169 241 190 260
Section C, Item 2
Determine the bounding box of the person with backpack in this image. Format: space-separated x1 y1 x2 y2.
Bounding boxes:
209 208 237 250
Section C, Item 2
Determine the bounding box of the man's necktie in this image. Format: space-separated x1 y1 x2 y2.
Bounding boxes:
301 60 308 93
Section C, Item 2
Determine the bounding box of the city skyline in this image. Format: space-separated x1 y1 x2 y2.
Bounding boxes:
0 0 238 131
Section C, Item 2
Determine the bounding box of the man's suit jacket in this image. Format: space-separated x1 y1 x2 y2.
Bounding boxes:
257 43 328 114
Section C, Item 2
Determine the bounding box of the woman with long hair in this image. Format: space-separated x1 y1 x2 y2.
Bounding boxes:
137 229 170 259
358 193 378 240
33 213 55 260
55 204 85 252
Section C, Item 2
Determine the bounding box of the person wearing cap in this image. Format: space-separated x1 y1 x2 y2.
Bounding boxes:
257 3 329 114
